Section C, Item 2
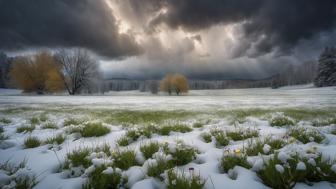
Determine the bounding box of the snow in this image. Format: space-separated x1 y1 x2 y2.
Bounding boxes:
296 161 306 171
0 86 336 189
262 144 271 154
275 164 285 173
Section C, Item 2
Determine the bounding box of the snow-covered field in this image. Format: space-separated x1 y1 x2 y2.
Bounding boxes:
0 86 336 189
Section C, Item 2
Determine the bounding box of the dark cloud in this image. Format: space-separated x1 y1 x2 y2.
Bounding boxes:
148 0 336 56
0 0 142 58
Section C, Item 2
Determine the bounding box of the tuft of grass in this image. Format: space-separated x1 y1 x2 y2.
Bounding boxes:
39 113 48 122
169 143 197 166
80 122 110 137
45 134 65 145
82 165 127 189
64 148 91 169
245 137 287 156
140 141 160 159
193 122 203 128
63 118 83 126
211 130 230 147
0 118 11 124
270 116 295 127
201 132 212 143
226 128 259 141
147 158 173 179
0 160 37 189
117 135 131 146
288 127 325 144
41 122 58 129
17 125 35 133
30 117 40 125
166 169 205 189
312 117 336 127
24 136 41 148
158 124 192 136
220 154 251 173
112 149 138 170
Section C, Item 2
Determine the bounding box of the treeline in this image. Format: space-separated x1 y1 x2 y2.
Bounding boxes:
1 49 102 95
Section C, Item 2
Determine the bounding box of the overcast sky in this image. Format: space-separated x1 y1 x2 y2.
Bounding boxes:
1 0 336 79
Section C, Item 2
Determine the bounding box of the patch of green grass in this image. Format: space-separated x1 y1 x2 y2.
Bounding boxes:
312 117 336 127
45 134 65 145
201 132 212 143
169 143 198 166
117 135 131 146
0 160 37 189
211 130 230 147
30 117 40 125
63 118 83 126
270 116 295 127
94 143 112 157
166 169 205 189
217 108 270 123
220 154 251 173
101 110 196 125
41 122 58 129
24 136 41 148
64 148 91 169
0 118 11 124
147 158 173 179
39 113 48 122
0 133 8 141
82 165 127 189
245 137 287 156
80 122 110 137
193 122 203 128
288 128 325 144
140 141 160 159
226 128 259 141
17 125 35 133
158 124 192 136
112 149 138 170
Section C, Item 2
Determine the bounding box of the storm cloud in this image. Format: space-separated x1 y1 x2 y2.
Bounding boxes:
1 0 336 79
0 0 142 58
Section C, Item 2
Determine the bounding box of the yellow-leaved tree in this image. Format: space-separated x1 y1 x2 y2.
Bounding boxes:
160 73 189 95
9 51 64 94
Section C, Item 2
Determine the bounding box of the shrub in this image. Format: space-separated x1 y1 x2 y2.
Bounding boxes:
288 128 325 144
140 141 160 159
82 165 127 189
270 116 295 127
45 134 65 145
64 148 91 169
80 122 110 137
220 154 251 173
201 133 212 143
24 136 41 148
166 169 205 189
41 122 58 129
226 128 259 141
17 125 35 133
170 143 197 166
0 118 11 124
112 150 138 170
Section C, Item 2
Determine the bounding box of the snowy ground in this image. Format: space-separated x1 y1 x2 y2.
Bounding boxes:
0 86 336 189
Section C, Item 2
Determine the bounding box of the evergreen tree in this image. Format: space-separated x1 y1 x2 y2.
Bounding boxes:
314 47 336 87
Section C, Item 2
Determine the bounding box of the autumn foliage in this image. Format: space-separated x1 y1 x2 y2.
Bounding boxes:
9 52 64 94
160 73 189 95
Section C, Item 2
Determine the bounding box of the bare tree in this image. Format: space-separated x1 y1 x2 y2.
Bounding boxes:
55 49 98 95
